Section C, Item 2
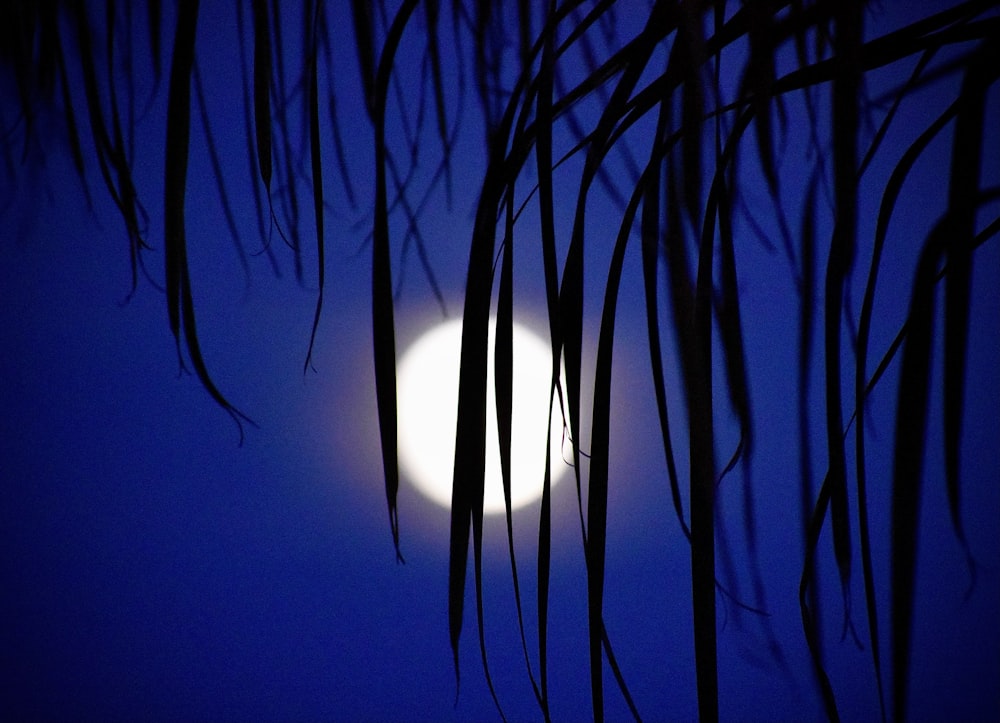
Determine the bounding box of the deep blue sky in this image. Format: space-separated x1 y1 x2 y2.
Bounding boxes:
2 2 999 721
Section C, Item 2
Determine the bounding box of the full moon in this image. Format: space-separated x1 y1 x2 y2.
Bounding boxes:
397 317 567 515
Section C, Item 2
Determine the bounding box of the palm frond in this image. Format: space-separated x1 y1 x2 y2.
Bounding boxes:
3 2 998 721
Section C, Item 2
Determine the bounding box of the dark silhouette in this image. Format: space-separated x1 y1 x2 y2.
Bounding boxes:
2 2 998 721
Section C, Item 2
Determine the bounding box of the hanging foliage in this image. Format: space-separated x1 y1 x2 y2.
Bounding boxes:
2 2 998 721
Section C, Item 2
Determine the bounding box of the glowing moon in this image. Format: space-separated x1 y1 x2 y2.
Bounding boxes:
397 317 567 514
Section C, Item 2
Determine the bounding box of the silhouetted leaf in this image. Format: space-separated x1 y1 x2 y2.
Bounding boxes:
641 102 689 541
163 0 197 361
372 0 418 566
252 0 273 198
891 220 946 723
494 188 544 717
304 0 325 373
822 0 862 633
689 143 718 723
164 0 253 442
942 39 996 586
534 8 557 717
589 160 646 723
799 471 843 723
797 169 822 689
451 189 501 718
856 85 959 723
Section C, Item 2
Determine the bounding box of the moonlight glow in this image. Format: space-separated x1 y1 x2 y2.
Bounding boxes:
397 317 567 514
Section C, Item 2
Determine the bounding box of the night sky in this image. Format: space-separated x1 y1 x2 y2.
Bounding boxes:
2 2 999 721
